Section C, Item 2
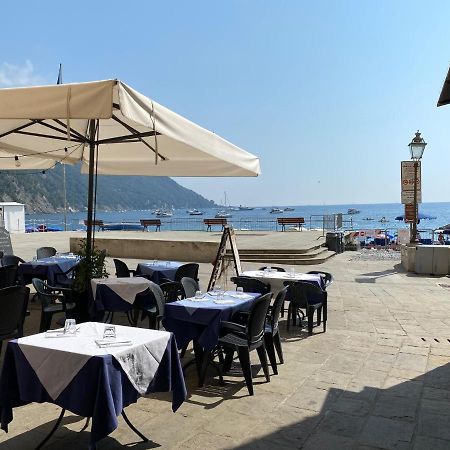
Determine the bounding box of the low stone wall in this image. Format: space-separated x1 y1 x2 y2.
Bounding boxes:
70 237 218 263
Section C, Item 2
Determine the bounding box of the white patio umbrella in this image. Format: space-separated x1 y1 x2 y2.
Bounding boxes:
0 79 261 256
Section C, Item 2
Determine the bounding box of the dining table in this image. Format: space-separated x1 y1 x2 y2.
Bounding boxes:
240 270 324 294
89 277 153 320
135 260 183 284
163 290 260 385
18 254 80 286
0 322 186 449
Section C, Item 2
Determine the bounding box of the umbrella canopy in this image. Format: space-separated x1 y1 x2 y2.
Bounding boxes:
0 79 261 259
395 212 437 221
0 80 260 176
437 66 450 107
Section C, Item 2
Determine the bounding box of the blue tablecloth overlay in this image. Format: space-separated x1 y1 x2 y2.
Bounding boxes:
0 334 186 447
136 261 183 284
163 292 260 352
18 256 78 285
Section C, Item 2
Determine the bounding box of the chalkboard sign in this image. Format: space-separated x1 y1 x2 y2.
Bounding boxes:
208 225 241 291
0 227 13 256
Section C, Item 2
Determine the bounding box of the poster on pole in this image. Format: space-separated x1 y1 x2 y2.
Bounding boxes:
401 161 422 204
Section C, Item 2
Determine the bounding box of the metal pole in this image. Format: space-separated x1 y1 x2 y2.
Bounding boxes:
86 119 97 264
411 161 418 243
63 164 67 231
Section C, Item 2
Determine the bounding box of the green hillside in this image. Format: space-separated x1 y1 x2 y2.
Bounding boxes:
0 163 215 212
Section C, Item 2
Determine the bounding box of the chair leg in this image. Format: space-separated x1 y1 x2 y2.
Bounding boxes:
256 343 270 382
307 306 314 336
286 304 291 331
323 302 327 332
237 347 253 396
40 312 52 332
0 340 3 356
317 306 322 326
264 333 278 375
273 330 284 364
223 348 234 372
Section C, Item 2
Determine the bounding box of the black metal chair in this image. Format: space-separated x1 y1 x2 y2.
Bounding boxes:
113 259 136 278
306 270 334 289
181 277 200 298
36 247 57 259
264 287 287 375
132 283 165 329
0 265 18 288
32 278 76 332
160 281 185 303
218 293 272 395
230 276 271 295
174 263 199 282
258 266 285 272
283 280 326 335
0 286 30 355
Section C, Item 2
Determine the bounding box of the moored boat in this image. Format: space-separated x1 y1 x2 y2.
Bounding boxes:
347 208 360 214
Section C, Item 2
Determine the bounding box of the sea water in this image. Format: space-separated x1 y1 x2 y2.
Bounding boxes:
25 202 450 235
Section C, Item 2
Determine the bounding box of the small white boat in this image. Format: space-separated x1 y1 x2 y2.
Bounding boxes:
379 217 389 223
284 207 295 211
215 210 232 218
270 208 284 214
189 209 203 216
239 205 254 211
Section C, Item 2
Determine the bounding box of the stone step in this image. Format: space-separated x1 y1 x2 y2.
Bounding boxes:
237 250 336 265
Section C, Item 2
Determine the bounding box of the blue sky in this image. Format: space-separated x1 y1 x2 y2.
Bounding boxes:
1 1 450 206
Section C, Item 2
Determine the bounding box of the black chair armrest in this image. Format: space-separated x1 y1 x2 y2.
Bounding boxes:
220 321 246 334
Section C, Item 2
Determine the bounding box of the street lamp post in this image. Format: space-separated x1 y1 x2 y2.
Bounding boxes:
408 131 427 243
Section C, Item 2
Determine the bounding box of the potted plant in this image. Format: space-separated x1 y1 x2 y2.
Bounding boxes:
71 239 108 322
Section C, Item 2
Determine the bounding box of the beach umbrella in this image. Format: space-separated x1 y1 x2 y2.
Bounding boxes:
395 212 437 221
0 79 261 257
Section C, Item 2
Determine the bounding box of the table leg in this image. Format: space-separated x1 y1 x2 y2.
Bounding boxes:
122 409 149 442
35 408 66 450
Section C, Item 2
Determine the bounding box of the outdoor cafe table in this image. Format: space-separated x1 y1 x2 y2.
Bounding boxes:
163 291 260 384
18 254 79 286
0 322 187 449
135 260 183 284
89 277 153 320
240 270 324 293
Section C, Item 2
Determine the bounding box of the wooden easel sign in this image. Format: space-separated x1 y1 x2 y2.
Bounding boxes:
208 225 242 291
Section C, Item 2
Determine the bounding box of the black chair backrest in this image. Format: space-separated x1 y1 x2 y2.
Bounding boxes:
258 266 285 272
36 247 57 259
284 280 325 307
160 281 186 303
230 276 271 295
147 282 166 316
32 278 53 308
113 259 131 277
2 255 24 268
247 293 272 345
0 251 3 262
0 285 30 338
269 287 288 331
0 265 18 289
181 277 199 298
307 270 333 288
175 263 199 282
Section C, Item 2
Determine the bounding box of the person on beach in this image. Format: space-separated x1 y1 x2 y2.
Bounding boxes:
438 232 445 244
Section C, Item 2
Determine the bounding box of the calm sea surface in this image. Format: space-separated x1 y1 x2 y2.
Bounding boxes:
25 202 450 235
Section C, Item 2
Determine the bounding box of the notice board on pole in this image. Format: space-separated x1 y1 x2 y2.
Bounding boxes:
401 161 422 204
208 225 241 291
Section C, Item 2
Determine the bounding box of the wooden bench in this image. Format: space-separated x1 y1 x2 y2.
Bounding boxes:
204 218 227 231
140 219 161 232
277 217 305 231
84 220 105 231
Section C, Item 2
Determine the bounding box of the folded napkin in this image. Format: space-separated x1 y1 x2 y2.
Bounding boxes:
95 339 133 348
214 299 235 305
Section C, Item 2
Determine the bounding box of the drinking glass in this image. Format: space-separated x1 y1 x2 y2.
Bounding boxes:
195 290 203 299
103 325 116 339
64 319 77 335
236 287 244 296
290 266 296 277
32 256 37 262
213 284 222 296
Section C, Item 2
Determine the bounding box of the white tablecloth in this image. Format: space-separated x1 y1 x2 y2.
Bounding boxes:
18 322 170 399
91 277 152 304
240 270 322 294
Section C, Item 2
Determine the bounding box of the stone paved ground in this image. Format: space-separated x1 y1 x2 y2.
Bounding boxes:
1 245 450 449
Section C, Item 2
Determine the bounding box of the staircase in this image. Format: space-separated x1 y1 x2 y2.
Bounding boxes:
227 243 335 265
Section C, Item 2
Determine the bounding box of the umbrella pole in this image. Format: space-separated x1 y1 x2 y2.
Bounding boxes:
86 119 97 264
